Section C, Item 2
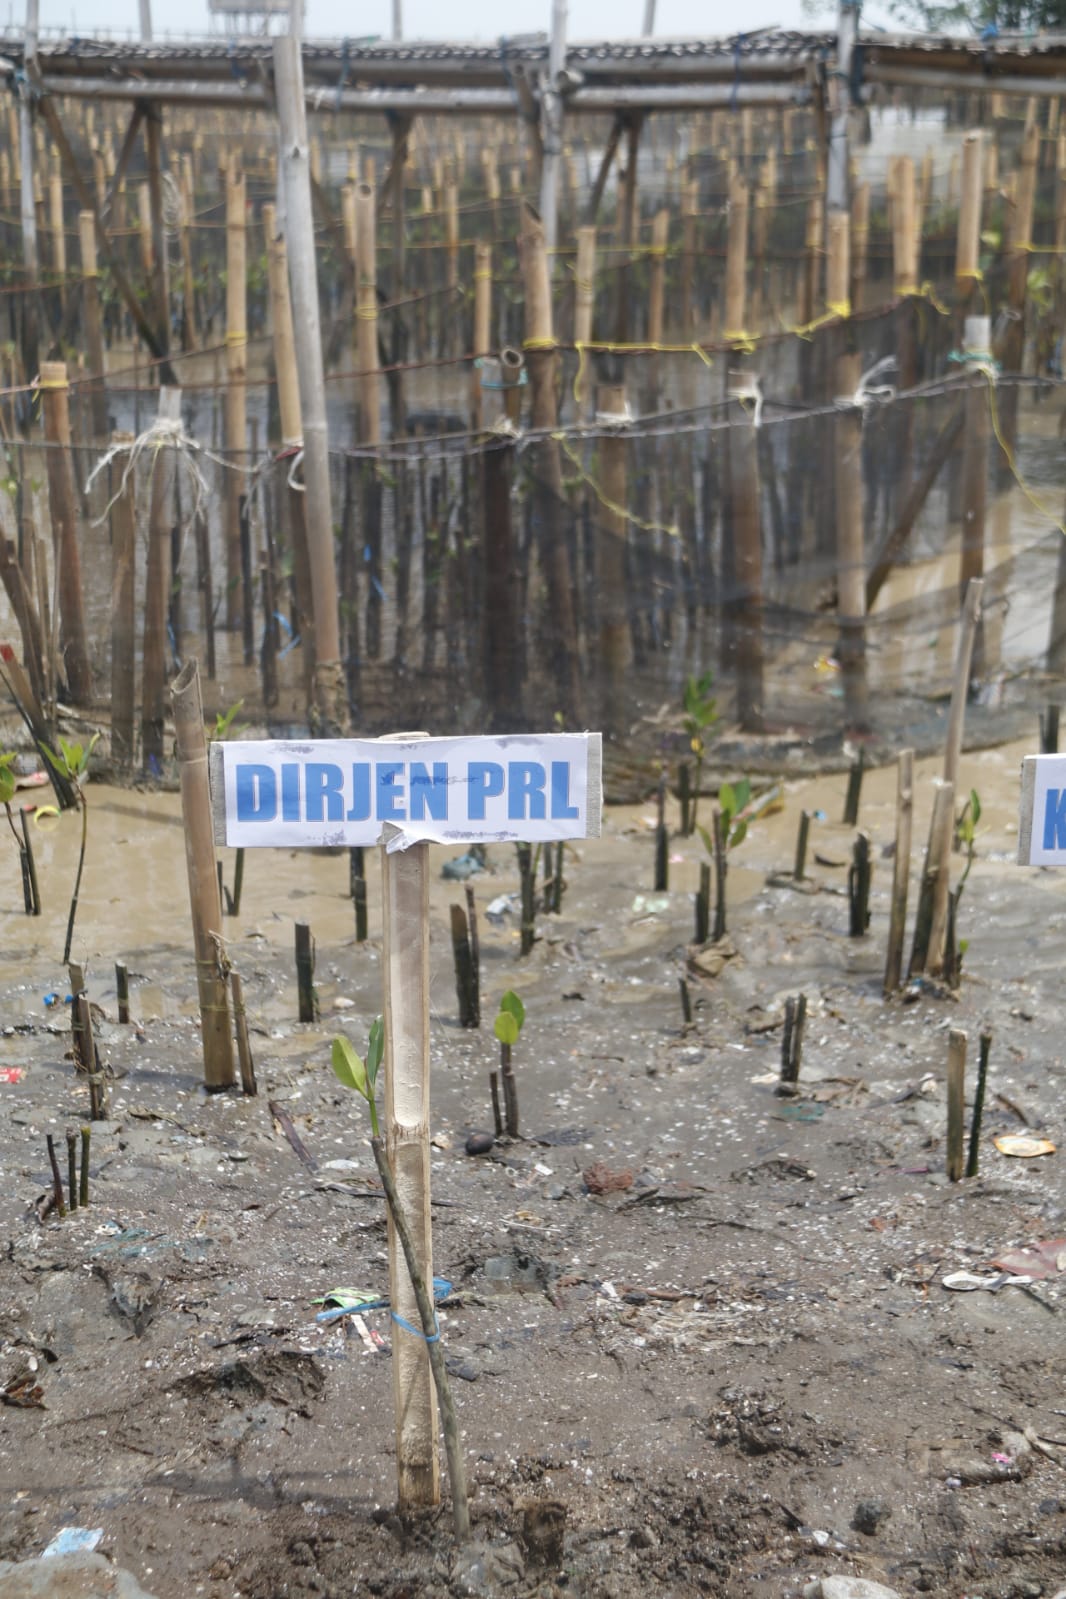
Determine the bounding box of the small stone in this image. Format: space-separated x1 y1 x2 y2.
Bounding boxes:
465 1131 494 1156
0 1554 160 1599
804 1579 902 1599
450 1541 524 1597
852 1498 891 1535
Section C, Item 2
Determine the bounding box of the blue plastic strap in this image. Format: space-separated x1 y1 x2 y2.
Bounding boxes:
391 1309 440 1343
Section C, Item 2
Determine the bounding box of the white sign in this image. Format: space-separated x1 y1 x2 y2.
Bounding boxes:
1017 754 1066 864
212 733 602 851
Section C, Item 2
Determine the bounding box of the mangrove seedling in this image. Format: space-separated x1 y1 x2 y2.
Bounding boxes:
699 777 751 942
213 700 245 913
945 789 980 989
328 1017 470 1543
493 989 525 1138
0 751 38 913
681 671 718 834
43 733 100 964
330 1017 385 1137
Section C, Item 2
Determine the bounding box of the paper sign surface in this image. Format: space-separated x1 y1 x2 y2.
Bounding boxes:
214 733 603 850
1017 753 1066 864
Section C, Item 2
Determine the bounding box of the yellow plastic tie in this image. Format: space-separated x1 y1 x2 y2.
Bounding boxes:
826 298 851 320
355 305 378 320
982 368 1066 536
918 281 952 317
523 336 559 351
723 329 758 354
556 432 680 541
225 330 247 346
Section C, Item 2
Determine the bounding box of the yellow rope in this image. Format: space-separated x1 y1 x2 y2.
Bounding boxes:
980 366 1066 536
556 432 680 541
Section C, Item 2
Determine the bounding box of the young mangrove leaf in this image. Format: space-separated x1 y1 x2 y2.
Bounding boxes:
494 1010 520 1047
498 990 525 1034
366 1016 384 1089
331 1035 368 1099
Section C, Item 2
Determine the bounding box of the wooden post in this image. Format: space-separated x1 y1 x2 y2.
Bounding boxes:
170 659 234 1091
960 318 990 677
48 166 66 306
830 211 868 729
471 239 491 431
380 788 440 1509
726 371 763 731
723 174 749 342
225 163 247 631
295 922 318 1022
955 130 983 302
909 779 954 979
946 1028 967 1182
39 362 92 706
999 121 1039 457
595 384 631 733
482 352 522 729
943 576 983 791
884 749 914 995
355 182 381 445
142 390 179 770
144 108 170 357
78 212 108 442
273 35 347 734
110 430 136 771
520 203 582 723
264 208 315 705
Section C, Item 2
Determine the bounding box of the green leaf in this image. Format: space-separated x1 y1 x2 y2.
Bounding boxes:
331 1035 368 1099
970 789 981 827
718 782 736 819
729 818 748 850
499 990 525 1033
494 1011 519 1047
733 778 751 814
42 743 72 780
366 1016 384 1088
696 823 714 858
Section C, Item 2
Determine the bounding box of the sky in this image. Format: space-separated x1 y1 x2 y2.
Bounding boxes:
15 0 892 44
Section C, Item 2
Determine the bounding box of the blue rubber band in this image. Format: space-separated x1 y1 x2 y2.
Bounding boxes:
391 1309 440 1343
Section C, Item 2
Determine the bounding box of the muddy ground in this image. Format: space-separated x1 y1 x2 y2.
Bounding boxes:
0 733 1064 1599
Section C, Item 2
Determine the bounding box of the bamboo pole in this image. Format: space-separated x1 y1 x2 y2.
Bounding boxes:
273 34 347 734
471 239 491 431
1000 121 1039 455
960 318 990 679
179 153 198 350
573 223 596 418
110 429 136 771
78 211 108 442
355 181 381 445
48 167 66 305
595 383 631 733
142 389 180 770
726 370 764 731
380 760 439 1509
39 362 91 705
830 210 868 729
520 202 582 723
883 748 914 995
723 174 749 342
909 779 954 978
171 659 234 1091
850 182 869 312
955 130 983 296
225 162 247 631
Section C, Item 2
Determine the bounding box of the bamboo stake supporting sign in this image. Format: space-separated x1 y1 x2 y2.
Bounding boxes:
209 730 602 1513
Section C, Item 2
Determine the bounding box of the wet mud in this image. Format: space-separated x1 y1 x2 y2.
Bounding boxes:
0 735 1064 1597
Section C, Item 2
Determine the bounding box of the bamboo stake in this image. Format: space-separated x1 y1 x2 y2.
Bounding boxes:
39 362 91 705
170 659 235 1091
1000 121 1039 456
909 778 954 978
955 130 983 295
830 211 868 729
884 749 914 995
965 1030 991 1178
230 970 257 1095
726 370 763 731
470 239 491 431
109 428 136 771
295 922 318 1022
142 390 179 770
573 223 596 418
850 182 869 313
179 154 198 349
224 162 247 630
595 382 631 732
355 181 381 445
723 174 749 342
78 212 109 442
960 320 990 675
380 762 439 1509
946 1028 967 1182
943 576 984 789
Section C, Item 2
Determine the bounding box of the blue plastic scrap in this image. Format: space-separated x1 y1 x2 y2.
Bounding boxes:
314 1277 453 1326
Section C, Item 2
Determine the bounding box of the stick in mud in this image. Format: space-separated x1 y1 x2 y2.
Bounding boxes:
464 884 480 1027
843 751 865 826
695 860 711 945
66 1129 78 1211
295 922 319 1022
74 994 108 1121
269 1099 317 1171
884 749 914 995
679 978 693 1026
848 832 872 937
793 809 811 883
46 1135 66 1219
489 1069 503 1137
909 780 954 978
678 761 692 836
517 843 535 956
79 1125 90 1207
231 848 245 917
350 846 368 942
500 1040 519 1138
1040 705 1059 754
230 971 257 1096
947 1027 967 1182
966 1030 992 1179
115 960 129 1024
778 993 807 1096
450 904 477 1028
654 770 669 891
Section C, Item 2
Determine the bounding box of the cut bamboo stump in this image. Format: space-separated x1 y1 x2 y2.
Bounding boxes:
295 922 319 1022
848 833 871 937
946 1028 967 1182
794 810 811 882
843 752 865 826
778 993 807 1096
909 779 954 979
170 659 235 1091
966 1031 991 1178
450 903 477 1028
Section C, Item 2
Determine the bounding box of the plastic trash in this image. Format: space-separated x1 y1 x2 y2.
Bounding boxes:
485 893 518 923
0 1067 24 1083
42 1529 104 1559
993 1134 1056 1159
313 1277 453 1325
442 849 487 881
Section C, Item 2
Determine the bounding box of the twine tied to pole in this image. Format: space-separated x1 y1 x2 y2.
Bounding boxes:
84 414 257 527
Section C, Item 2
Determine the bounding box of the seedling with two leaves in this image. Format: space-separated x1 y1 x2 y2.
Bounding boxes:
331 1017 385 1138
492 990 525 1138
696 777 751 942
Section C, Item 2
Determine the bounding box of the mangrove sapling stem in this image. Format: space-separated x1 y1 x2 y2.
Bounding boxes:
79 1126 90 1206
843 751 865 826
115 961 129 1025
66 1129 78 1211
295 922 319 1022
464 885 480 1027
46 1135 66 1218
848 833 872 937
62 789 89 967
712 812 727 942
793 810 810 883
695 861 711 944
947 1028 967 1183
20 811 39 915
678 762 692 835
231 971 257 1095
450 904 476 1028
517 843 535 956
778 993 807 1095
370 1135 470 1545
679 978 693 1026
351 846 368 941
654 771 668 891
966 1030 992 1179
489 1070 503 1137
501 1041 519 1137
231 848 245 916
